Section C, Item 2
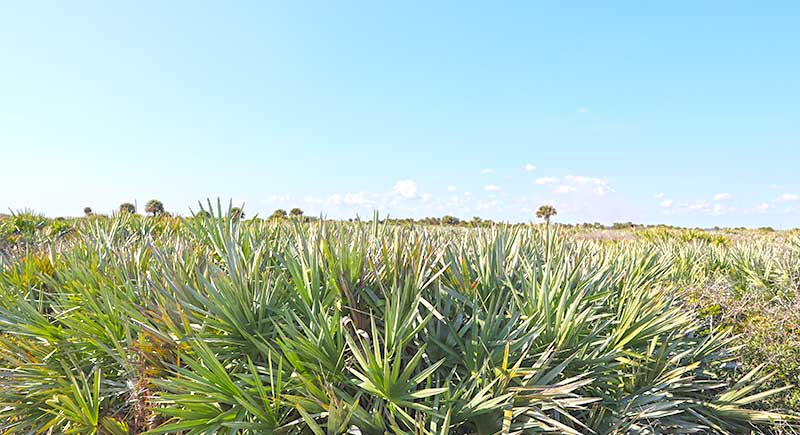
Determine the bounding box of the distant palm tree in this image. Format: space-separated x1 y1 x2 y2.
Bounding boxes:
230 207 245 220
83 207 92 216
145 199 165 216
194 210 211 219
270 209 287 220
119 203 136 214
536 205 557 226
290 208 304 218
441 215 460 225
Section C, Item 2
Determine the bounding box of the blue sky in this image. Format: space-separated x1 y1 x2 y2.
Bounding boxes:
1 1 799 227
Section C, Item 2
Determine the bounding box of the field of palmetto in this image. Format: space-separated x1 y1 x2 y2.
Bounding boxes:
0 205 798 435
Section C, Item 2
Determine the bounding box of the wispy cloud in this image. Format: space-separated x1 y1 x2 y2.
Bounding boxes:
713 193 732 201
480 168 494 175
524 163 536 172
392 179 418 198
257 169 783 224
687 200 710 211
475 199 499 210
563 175 612 195
754 202 772 214
535 177 559 185
328 192 372 207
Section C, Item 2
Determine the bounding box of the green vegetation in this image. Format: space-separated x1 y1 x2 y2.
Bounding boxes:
194 210 212 219
0 207 796 434
230 206 245 220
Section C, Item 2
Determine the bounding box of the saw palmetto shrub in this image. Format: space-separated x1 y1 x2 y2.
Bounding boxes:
0 207 794 434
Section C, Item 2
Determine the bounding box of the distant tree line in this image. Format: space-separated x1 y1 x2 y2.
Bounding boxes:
76 202 773 232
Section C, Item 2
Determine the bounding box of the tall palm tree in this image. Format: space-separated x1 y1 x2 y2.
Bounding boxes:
119 203 136 214
536 205 557 226
145 199 165 216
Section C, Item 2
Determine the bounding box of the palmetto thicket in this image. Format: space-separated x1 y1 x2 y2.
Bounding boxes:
0 205 794 434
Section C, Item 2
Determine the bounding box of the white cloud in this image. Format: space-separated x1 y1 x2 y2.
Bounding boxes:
595 185 611 195
265 194 293 203
327 192 372 207
687 200 710 211
713 193 732 201
777 193 800 202
755 202 771 213
392 179 418 199
563 175 612 195
480 168 494 175
578 107 589 113
535 177 559 185
476 199 499 210
770 185 782 190
671 199 736 216
654 192 665 199
564 175 593 184
343 193 370 206
258 172 623 222
524 163 536 172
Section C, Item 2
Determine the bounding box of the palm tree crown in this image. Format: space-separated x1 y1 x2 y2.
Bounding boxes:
536 205 557 225
119 203 136 214
145 199 165 216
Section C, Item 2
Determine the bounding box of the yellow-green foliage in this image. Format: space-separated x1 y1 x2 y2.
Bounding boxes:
636 227 731 246
0 210 796 435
